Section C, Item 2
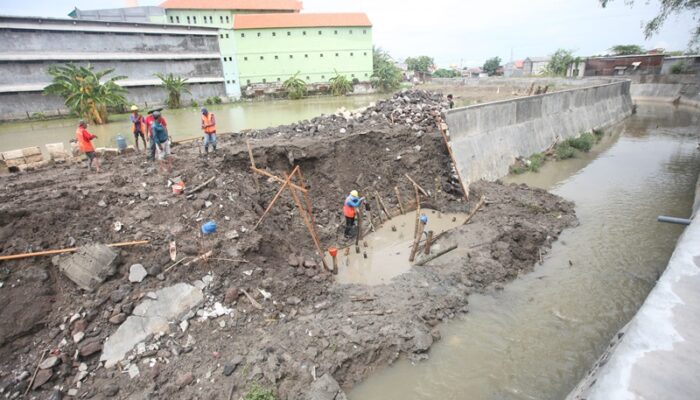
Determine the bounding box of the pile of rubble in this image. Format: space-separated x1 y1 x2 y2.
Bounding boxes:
241 90 450 140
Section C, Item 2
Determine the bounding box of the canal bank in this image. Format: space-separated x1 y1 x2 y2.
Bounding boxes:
349 102 700 399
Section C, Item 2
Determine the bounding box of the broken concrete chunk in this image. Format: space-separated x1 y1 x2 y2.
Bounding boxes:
39 356 60 370
100 283 203 368
308 374 348 400
57 244 118 292
128 264 147 283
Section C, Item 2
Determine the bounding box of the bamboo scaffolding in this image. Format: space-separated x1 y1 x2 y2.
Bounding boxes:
435 116 470 202
405 174 428 197
253 165 299 230
286 172 328 271
0 240 149 262
394 186 405 214
375 191 392 220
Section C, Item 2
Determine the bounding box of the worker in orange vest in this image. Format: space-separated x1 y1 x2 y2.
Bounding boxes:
75 120 100 173
200 107 217 154
343 190 364 238
129 105 147 151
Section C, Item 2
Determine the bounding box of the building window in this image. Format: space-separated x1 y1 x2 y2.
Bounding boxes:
320 53 324 57
351 74 355 77
232 80 236 84
170 16 174 23
304 54 308 58
272 32 276 37
193 16 197 23
244 57 248 61
277 77 281 82
226 16 229 23
334 30 338 34
349 30 352 34
302 31 306 35
241 33 245 38
220 16 224 23
350 52 354 56
257 32 261 37
364 52 367 56
225 33 229 38
321 75 325 79
318 30 322 35
187 16 191 23
363 30 367 34
262 79 266 83
203 17 207 24
220 34 224 38
209 16 213 23
306 76 310 80
176 16 180 23
335 53 339 57
274 55 278 60
287 31 291 36
260 56 264 60
364 73 368 77
247 79 251 84
289 55 293 59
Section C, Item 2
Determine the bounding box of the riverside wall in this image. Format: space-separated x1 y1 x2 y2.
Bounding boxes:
629 74 700 107
444 80 633 186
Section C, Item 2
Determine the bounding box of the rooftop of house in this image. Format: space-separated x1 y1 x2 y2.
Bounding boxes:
233 12 372 29
524 57 551 63
159 0 303 12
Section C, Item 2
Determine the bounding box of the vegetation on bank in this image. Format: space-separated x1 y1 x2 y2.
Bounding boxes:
510 130 605 174
371 47 402 93
283 72 307 100
243 383 276 400
44 64 127 125
329 71 354 96
156 73 191 108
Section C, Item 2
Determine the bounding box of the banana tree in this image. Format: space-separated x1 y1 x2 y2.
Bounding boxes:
155 73 191 108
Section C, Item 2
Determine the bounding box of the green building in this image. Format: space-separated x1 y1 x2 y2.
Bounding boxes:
159 0 373 99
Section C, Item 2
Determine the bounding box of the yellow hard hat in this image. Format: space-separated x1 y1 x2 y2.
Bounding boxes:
130 105 139 111
350 190 359 197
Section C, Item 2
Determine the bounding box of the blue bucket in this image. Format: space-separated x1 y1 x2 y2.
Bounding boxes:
420 214 428 224
201 221 217 234
116 135 127 152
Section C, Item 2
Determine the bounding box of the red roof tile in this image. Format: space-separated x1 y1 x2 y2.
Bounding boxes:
160 0 302 11
234 12 371 29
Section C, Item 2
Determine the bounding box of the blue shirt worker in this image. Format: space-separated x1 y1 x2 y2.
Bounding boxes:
343 190 364 238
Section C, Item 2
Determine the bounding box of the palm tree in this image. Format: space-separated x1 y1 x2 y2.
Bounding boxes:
282 72 307 100
155 73 191 108
329 70 353 96
44 64 127 124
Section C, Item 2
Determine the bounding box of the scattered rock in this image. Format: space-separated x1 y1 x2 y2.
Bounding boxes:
286 296 302 306
224 287 240 304
72 331 85 343
308 374 347 400
287 254 299 267
79 341 102 357
175 372 194 388
109 313 126 325
102 383 119 397
56 244 118 292
303 260 317 269
32 369 52 389
128 264 148 283
38 356 60 370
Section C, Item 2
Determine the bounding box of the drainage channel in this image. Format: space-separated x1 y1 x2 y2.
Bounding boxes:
349 102 700 400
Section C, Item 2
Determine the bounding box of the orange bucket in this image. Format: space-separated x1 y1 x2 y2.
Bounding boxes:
172 182 185 195
328 247 338 257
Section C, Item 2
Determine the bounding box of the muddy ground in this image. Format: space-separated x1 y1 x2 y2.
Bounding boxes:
0 91 576 399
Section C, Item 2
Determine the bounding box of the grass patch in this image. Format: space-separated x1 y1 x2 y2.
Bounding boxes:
510 152 545 174
565 132 596 152
555 143 575 160
528 152 544 172
244 384 276 400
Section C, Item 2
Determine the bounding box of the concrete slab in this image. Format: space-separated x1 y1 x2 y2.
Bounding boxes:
100 283 203 368
56 244 117 292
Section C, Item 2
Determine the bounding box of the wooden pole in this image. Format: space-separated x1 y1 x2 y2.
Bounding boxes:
409 220 426 262
0 240 149 262
25 349 48 395
187 176 215 195
435 116 470 202
252 166 307 193
374 196 385 223
416 244 458 266
405 174 428 197
246 140 260 192
355 206 362 253
394 186 405 215
332 254 338 275
253 165 299 230
412 184 421 239
424 230 434 255
295 168 317 228
375 191 392 220
286 173 328 271
463 196 485 225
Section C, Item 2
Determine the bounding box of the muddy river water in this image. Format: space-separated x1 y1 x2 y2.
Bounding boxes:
350 103 700 400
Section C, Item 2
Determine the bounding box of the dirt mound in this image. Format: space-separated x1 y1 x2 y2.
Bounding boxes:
0 90 575 399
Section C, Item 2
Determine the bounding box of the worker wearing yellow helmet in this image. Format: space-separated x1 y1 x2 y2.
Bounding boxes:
129 105 147 152
343 190 364 238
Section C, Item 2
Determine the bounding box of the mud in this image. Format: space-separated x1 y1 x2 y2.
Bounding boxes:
0 91 575 399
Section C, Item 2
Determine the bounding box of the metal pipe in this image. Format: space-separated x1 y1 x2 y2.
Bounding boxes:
657 216 691 225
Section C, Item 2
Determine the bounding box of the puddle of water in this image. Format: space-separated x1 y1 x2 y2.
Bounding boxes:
349 103 700 400
333 209 467 286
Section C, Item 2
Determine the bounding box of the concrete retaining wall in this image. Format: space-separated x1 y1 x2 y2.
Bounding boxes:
567 171 700 400
629 74 700 107
444 81 633 185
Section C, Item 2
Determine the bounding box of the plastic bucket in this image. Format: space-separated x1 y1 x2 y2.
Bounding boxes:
328 247 338 257
116 135 127 152
201 221 217 234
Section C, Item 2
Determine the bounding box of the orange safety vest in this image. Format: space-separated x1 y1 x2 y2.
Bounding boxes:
76 127 95 153
201 113 216 134
132 115 145 134
343 203 356 218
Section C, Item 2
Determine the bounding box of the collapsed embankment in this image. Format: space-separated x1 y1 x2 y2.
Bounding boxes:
0 90 577 400
444 80 634 185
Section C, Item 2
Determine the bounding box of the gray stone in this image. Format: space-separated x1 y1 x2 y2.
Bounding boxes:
100 283 204 368
38 356 60 370
286 296 301 306
308 374 348 400
102 383 119 397
128 264 148 283
57 244 118 292
413 331 433 353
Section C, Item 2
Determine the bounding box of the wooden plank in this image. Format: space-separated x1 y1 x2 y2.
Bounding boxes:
435 116 470 202
394 186 405 214
415 244 458 266
405 174 429 197
0 240 149 262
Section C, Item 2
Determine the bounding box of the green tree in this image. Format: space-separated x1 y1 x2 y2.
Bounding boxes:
405 56 434 73
546 49 575 76
433 68 461 78
329 70 353 96
371 47 402 92
155 73 191 108
44 63 127 125
609 44 645 55
283 72 307 100
601 1 699 48
482 57 502 76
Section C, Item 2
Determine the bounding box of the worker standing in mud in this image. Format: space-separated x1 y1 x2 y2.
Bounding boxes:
343 190 364 239
447 94 455 109
129 105 147 152
75 120 100 173
145 110 168 161
200 107 217 154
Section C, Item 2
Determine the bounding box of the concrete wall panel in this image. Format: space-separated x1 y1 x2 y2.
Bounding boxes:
445 81 633 185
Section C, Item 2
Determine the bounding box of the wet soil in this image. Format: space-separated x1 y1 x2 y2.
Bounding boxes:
0 91 576 399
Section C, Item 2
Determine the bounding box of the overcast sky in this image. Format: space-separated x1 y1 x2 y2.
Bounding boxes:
1 0 696 67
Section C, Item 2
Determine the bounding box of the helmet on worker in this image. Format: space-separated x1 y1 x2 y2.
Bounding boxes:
130 105 139 111
201 107 208 115
350 190 359 197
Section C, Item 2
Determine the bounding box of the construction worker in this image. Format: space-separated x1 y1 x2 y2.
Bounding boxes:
145 110 167 160
129 105 147 151
75 120 100 173
447 94 455 109
343 190 364 238
200 107 217 154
